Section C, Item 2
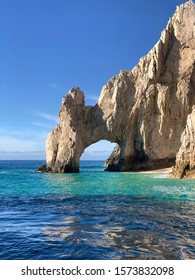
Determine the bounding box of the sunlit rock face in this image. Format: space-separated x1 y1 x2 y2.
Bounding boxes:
171 107 195 178
45 1 195 173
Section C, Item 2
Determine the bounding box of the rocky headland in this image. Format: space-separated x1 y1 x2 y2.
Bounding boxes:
39 1 195 178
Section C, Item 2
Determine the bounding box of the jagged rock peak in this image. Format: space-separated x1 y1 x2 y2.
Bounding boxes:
41 1 195 173
61 87 85 107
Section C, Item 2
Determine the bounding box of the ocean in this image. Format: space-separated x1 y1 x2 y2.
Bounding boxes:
0 160 195 260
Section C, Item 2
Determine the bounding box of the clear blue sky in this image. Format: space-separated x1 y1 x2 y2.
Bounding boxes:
0 0 186 160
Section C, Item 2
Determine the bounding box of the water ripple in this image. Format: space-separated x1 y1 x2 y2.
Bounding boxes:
0 161 195 259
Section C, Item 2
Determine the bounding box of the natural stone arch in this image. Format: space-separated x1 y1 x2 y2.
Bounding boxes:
42 2 195 173
46 86 132 173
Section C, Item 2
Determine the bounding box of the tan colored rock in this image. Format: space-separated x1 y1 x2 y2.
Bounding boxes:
171 106 195 178
44 1 195 173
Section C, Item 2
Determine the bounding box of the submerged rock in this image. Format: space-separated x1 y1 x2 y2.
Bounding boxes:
42 1 195 173
37 164 52 173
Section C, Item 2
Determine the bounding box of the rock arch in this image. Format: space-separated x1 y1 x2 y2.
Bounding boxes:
46 87 130 172
43 2 195 173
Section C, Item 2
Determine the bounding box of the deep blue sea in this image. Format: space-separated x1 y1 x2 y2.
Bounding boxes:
0 160 195 260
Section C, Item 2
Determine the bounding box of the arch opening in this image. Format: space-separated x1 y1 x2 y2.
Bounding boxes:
80 140 116 170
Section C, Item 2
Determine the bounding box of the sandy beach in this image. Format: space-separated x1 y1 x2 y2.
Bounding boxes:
140 167 172 174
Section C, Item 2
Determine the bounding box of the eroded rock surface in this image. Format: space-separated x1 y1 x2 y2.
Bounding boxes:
171 107 195 178
44 1 195 173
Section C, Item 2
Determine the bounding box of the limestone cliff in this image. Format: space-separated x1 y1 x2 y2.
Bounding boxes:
43 1 195 173
171 106 195 178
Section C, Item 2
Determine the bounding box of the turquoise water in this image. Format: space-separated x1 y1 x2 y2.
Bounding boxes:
0 160 195 259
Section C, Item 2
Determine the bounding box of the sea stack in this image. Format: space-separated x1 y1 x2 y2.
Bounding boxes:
43 1 195 177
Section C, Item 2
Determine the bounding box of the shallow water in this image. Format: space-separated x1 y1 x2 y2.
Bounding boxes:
0 160 195 259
